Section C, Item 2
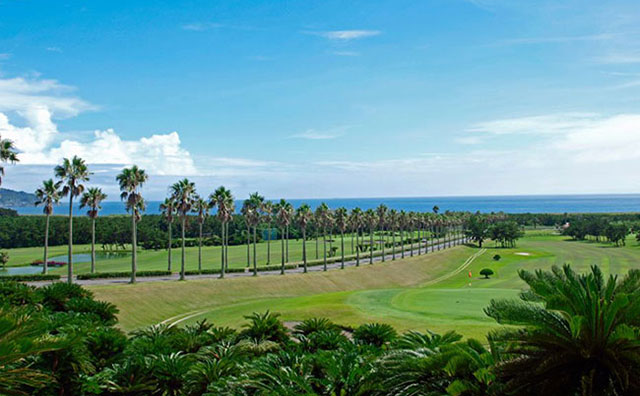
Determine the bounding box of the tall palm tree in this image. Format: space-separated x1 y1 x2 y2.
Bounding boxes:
408 212 416 257
275 199 293 274
159 197 176 271
261 201 273 265
364 209 376 264
209 186 234 278
315 203 331 271
376 204 388 262
349 208 363 267
79 187 107 274
248 193 264 273
192 196 210 272
399 210 408 258
295 204 313 273
388 209 398 260
171 179 196 281
34 179 61 275
116 165 147 284
0 135 18 186
55 156 90 284
334 207 348 269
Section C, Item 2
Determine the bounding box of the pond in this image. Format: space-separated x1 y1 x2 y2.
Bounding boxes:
48 251 130 264
0 266 44 276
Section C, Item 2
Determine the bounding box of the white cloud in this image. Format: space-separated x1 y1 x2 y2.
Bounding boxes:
290 129 341 140
468 112 600 135
0 75 195 175
598 53 640 64
311 30 381 41
181 22 224 31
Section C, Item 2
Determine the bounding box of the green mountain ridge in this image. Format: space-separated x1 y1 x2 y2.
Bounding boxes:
0 188 37 207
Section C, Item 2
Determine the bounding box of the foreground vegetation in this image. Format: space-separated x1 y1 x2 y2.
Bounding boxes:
3 260 640 396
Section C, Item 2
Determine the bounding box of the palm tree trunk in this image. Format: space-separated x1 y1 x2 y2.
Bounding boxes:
286 226 289 264
315 232 319 260
246 226 250 268
351 232 354 254
267 223 271 264
401 228 405 259
392 230 396 260
280 228 285 274
340 231 345 269
43 214 50 275
198 222 203 272
252 226 257 276
131 213 137 284
91 218 96 273
410 227 414 257
220 221 225 278
168 223 172 271
225 222 229 271
302 228 307 273
369 228 374 264
323 227 327 271
180 217 186 280
381 226 385 262
68 195 74 284
355 228 360 267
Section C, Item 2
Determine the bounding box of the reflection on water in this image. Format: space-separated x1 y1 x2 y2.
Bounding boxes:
48 251 130 264
0 266 43 275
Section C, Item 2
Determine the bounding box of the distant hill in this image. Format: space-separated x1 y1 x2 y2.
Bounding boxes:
0 188 37 207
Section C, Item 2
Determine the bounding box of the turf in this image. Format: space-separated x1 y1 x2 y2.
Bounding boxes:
88 230 640 339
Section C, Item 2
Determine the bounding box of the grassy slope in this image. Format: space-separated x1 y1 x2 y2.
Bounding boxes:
89 231 640 339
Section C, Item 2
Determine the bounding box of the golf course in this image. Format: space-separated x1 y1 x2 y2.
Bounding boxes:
84 229 640 339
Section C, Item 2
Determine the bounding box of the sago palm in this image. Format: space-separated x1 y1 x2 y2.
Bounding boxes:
485 264 640 396
116 165 147 284
54 155 90 284
79 187 107 273
34 179 61 274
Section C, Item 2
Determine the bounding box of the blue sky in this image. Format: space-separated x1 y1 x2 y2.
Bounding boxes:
1 0 640 200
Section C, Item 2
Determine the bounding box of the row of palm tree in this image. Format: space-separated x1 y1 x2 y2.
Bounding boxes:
31 156 468 283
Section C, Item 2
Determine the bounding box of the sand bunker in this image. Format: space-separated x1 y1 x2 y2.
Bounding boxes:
515 252 531 256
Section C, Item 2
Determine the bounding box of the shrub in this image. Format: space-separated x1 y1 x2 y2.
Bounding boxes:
239 311 289 343
256 264 299 272
352 323 397 347
77 270 172 280
0 273 60 282
183 267 245 276
480 268 494 279
493 254 501 261
0 280 40 305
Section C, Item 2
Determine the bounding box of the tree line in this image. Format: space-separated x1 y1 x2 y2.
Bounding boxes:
2 263 640 395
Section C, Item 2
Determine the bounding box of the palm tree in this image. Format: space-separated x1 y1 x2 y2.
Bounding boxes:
248 193 264 273
171 179 196 281
334 207 348 269
485 264 640 395
0 135 18 186
349 208 363 267
116 165 147 284
209 186 234 278
34 179 61 274
79 187 107 274
261 201 273 264
192 196 210 272
315 203 331 271
388 209 398 260
295 204 313 273
275 199 293 274
364 209 376 264
399 210 408 258
159 197 176 271
55 156 90 284
376 204 388 262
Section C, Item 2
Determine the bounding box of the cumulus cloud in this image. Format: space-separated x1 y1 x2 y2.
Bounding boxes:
0 75 196 175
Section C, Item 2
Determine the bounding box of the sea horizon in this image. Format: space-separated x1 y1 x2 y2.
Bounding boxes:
11 193 640 216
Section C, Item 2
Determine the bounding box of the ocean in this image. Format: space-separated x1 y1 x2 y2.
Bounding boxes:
12 194 640 216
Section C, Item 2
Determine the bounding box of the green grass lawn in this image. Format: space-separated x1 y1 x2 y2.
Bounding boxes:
88 230 640 339
4 231 430 274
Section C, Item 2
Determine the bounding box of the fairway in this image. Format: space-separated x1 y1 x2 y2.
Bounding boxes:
89 230 640 339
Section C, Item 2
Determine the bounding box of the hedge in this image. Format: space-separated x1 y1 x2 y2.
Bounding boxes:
183 267 246 276
77 270 172 280
255 264 299 272
0 273 60 281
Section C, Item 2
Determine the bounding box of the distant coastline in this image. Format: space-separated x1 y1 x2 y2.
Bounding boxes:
8 194 640 215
